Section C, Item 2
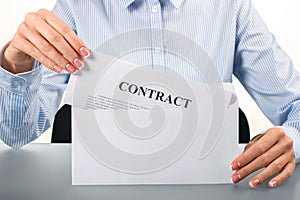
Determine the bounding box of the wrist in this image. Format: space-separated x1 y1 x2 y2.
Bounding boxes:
1 43 34 74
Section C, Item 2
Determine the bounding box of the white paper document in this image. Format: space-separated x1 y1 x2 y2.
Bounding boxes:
65 51 239 185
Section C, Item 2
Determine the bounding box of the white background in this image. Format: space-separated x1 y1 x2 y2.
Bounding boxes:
0 0 299 143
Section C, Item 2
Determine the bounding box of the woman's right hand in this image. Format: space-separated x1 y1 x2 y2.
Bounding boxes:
2 9 90 74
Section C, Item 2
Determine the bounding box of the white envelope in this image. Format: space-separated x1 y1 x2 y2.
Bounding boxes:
65 51 239 185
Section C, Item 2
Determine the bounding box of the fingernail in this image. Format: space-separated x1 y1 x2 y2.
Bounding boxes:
72 69 78 75
66 63 77 74
231 174 241 183
80 47 90 58
230 162 241 171
269 180 278 188
53 65 62 73
249 178 260 188
73 58 84 69
230 177 234 184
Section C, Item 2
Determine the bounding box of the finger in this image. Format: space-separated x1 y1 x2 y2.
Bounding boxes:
243 141 254 152
231 128 283 170
251 133 265 142
37 9 90 57
12 36 62 73
244 133 266 152
19 22 76 73
231 141 285 183
18 23 77 74
36 23 84 69
247 150 294 188
268 160 296 188
24 12 83 71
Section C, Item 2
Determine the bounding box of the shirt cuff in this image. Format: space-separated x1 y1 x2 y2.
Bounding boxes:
0 66 42 93
280 126 300 163
0 44 42 93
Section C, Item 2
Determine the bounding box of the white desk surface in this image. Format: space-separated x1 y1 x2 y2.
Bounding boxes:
0 144 299 200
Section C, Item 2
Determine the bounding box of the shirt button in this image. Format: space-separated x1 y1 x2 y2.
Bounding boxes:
155 47 161 53
151 5 158 13
12 80 19 86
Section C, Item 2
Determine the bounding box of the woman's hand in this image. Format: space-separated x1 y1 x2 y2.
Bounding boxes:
231 127 296 188
2 9 90 74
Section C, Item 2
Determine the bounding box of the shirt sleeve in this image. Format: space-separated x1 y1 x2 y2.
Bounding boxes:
233 0 300 162
0 0 75 148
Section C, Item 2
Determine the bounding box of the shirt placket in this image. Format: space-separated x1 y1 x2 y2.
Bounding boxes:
148 0 166 71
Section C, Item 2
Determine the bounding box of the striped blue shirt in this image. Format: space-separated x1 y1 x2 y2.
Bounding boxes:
0 0 300 162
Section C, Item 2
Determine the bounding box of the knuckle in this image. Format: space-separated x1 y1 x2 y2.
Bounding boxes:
256 144 266 155
272 161 283 173
239 169 248 178
31 49 42 59
60 25 72 35
24 12 36 21
15 28 28 43
9 42 19 52
275 127 285 137
63 50 76 60
37 8 48 16
288 150 295 160
11 35 21 47
40 41 51 52
276 176 282 184
45 61 53 69
286 169 293 177
49 33 63 43
244 143 252 152
17 22 26 33
279 162 296 180
56 57 68 68
285 137 294 148
260 154 270 166
40 58 53 69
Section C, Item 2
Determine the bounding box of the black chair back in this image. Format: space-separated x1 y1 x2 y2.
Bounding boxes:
52 104 250 144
